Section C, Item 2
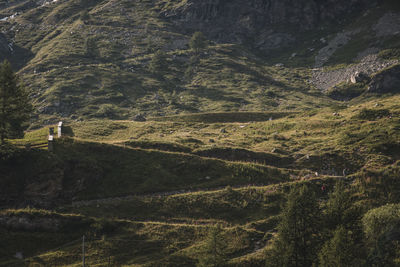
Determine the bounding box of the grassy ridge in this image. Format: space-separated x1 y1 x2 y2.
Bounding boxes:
2 94 400 265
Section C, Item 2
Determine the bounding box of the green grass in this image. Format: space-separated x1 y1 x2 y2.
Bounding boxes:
55 138 291 199
1 1 400 265
2 99 400 265
1 0 340 125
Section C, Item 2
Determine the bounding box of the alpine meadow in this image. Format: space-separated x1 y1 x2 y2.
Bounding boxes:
0 0 400 266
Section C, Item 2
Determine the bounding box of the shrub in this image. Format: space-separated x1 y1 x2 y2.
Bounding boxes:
189 32 208 53
352 108 390 120
327 82 366 101
362 204 400 266
148 50 168 75
95 104 118 118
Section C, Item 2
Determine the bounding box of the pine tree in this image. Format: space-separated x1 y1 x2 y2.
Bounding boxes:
324 180 353 229
148 50 168 75
84 36 99 58
197 224 228 267
266 185 321 267
318 226 363 267
0 60 32 144
189 32 208 54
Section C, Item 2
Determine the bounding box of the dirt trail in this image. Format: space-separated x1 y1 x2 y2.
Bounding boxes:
70 176 345 208
70 185 277 208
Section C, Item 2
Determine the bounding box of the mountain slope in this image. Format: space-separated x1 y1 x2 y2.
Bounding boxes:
0 0 399 125
0 2 400 265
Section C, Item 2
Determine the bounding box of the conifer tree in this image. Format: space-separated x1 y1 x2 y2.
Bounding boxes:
318 226 362 267
324 180 353 229
84 36 99 58
266 185 321 267
189 32 208 54
0 60 32 144
148 50 168 75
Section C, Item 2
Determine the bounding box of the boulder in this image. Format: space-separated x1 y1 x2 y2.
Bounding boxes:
350 71 369 84
368 65 400 94
133 114 146 122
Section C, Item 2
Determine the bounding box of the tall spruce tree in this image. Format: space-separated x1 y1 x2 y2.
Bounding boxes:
0 60 32 144
318 180 365 266
266 185 321 267
324 180 353 229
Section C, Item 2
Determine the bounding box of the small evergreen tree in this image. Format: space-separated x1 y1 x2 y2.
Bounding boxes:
197 224 228 267
319 180 366 265
148 50 168 75
84 36 99 58
324 180 353 229
266 185 321 267
318 226 362 267
189 32 208 54
0 60 32 144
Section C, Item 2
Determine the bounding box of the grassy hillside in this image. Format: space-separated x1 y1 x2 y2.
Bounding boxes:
1 92 400 265
0 0 400 266
0 0 398 125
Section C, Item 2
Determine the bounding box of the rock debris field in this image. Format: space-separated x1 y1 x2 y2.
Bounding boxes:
311 54 398 91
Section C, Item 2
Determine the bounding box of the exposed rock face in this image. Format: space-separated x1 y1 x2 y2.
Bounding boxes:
162 0 376 50
373 12 400 37
368 65 400 94
350 71 370 84
0 215 61 231
314 29 359 68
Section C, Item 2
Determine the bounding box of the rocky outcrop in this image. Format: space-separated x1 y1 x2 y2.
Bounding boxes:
314 29 360 68
0 212 91 232
368 64 400 94
0 214 61 231
161 0 376 50
133 114 147 122
350 71 370 84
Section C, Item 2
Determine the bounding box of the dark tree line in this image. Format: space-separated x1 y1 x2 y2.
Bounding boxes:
0 60 31 144
266 181 400 267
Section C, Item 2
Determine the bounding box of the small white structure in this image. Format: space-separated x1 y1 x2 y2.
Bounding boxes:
58 121 63 138
48 135 54 152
